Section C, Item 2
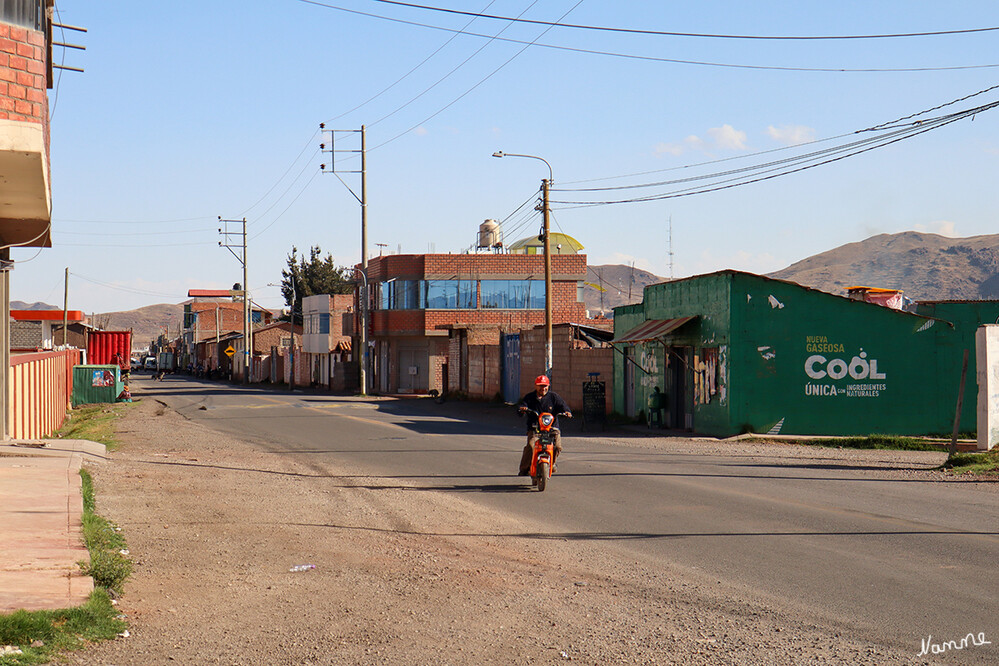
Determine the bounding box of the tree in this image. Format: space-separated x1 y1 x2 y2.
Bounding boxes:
281 246 354 323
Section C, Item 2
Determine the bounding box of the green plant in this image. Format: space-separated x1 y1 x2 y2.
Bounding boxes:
0 589 126 665
784 434 945 452
78 470 132 595
942 450 999 476
51 402 133 451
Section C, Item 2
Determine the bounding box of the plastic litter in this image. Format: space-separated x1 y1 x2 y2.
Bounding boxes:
289 564 316 572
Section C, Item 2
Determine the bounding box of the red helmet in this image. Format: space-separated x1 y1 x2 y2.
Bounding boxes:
534 375 550 386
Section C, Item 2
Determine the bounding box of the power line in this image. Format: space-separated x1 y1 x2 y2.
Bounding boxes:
297 1 999 74
323 0 502 124
370 0 586 152
367 0 542 129
363 0 999 41
551 100 998 207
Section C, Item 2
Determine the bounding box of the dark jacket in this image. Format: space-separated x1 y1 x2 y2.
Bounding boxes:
518 390 571 431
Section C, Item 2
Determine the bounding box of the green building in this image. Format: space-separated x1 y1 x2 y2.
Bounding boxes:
612 271 994 437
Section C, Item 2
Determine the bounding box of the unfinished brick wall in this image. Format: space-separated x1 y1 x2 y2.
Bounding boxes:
0 22 47 124
519 325 612 413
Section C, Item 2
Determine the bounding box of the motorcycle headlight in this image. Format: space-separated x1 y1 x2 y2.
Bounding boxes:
540 413 555 427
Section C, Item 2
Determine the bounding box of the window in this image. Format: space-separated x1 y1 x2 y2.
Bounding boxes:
424 280 476 309
481 280 544 309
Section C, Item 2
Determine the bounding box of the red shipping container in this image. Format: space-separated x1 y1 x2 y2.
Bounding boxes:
88 330 133 371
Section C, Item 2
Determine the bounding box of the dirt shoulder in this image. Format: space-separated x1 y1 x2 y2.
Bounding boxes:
70 396 925 665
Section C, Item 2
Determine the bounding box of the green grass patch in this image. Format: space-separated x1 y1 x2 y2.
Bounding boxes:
78 469 132 595
0 589 126 665
758 434 946 452
0 471 131 664
942 450 999 476
49 402 133 451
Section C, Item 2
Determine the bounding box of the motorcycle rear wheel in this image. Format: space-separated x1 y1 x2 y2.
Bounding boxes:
537 462 549 491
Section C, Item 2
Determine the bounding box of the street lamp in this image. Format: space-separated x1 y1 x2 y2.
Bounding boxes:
493 150 554 377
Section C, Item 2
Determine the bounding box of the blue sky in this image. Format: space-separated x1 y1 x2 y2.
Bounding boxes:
11 0 999 313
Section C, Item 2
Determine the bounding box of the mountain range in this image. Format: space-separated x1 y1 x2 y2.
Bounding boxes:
14 231 999 344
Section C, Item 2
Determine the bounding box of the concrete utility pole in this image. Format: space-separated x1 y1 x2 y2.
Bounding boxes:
219 216 249 384
492 151 555 376
62 267 68 347
1 248 9 440
320 123 369 395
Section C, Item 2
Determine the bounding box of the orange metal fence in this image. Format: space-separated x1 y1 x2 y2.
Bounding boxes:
8 349 81 439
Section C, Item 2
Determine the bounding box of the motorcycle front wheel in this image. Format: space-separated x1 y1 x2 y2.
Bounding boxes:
537 461 549 491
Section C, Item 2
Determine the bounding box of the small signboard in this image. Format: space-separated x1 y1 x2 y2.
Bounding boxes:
582 374 606 431
224 345 236 357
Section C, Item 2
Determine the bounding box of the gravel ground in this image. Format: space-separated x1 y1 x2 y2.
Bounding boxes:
65 396 988 665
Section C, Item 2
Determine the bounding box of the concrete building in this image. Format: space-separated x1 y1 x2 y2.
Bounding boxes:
301 293 354 390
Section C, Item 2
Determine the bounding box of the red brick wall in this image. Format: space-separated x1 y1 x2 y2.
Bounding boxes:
0 22 47 124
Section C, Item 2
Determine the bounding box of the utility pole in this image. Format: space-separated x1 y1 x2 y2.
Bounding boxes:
219 216 249 384
1 248 10 440
320 123 369 395
62 267 68 347
542 177 553 376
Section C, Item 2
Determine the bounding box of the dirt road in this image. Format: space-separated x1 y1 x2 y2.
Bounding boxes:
69 396 927 665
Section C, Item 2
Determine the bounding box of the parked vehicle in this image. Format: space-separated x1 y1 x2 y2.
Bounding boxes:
143 357 157 371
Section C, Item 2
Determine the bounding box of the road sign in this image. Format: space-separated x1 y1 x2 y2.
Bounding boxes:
224 345 236 357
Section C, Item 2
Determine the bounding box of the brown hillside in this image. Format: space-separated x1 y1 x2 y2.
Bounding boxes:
584 265 664 316
97 303 184 350
768 231 999 301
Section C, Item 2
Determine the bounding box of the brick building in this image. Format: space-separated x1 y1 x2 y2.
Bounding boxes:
362 252 588 396
1 1 55 438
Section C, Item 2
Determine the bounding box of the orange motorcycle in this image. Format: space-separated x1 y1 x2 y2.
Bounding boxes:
523 408 567 491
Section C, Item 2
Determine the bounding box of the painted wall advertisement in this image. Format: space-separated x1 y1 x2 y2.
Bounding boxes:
803 335 886 398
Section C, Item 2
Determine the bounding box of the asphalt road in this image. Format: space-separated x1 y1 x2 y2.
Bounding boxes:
141 374 998 657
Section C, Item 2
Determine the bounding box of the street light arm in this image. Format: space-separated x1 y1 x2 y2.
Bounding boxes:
492 151 553 183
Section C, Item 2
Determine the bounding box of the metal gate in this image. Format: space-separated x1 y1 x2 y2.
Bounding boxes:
502 333 521 404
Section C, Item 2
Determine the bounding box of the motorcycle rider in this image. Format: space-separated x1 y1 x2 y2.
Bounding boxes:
517 375 572 475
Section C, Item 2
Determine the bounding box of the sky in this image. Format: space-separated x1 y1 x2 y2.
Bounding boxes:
9 0 999 313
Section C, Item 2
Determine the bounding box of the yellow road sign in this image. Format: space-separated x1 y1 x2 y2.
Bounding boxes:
224 345 236 357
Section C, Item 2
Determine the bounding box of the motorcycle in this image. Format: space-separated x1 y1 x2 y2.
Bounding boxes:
522 408 569 491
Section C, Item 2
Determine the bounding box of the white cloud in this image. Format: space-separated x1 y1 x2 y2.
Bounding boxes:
413 126 429 136
707 124 747 150
767 124 815 146
913 220 958 237
654 127 745 156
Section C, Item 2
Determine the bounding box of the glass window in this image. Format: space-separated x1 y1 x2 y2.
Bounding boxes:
318 313 330 334
481 280 544 309
423 280 477 309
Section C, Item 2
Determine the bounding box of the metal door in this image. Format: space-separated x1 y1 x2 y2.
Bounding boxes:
398 346 429 393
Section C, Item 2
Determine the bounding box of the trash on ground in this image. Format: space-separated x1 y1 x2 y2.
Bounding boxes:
289 564 316 572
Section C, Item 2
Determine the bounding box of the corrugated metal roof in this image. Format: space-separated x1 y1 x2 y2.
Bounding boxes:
611 316 697 344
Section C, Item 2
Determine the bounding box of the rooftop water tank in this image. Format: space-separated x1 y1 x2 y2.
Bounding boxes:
478 219 499 248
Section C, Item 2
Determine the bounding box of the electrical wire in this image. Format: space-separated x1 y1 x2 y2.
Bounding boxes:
298 1 999 74
365 0 999 41
323 0 501 124
69 272 184 299
371 0 585 152
554 86 999 196
551 101 998 207
246 148 321 229
368 0 541 129
240 132 321 219
249 168 323 240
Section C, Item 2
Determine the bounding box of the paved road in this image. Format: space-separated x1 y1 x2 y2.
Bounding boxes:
142 374 998 657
